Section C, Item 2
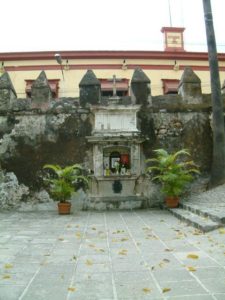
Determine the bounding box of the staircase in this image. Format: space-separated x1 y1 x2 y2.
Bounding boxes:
168 202 224 232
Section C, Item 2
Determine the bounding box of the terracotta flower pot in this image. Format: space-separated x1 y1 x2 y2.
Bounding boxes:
165 196 179 208
57 202 71 215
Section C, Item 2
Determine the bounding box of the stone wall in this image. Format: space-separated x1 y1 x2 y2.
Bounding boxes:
0 111 92 188
0 68 224 209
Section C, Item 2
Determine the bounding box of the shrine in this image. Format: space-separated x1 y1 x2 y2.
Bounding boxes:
83 71 149 209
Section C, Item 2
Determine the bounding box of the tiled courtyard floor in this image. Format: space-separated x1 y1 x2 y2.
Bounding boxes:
0 209 224 300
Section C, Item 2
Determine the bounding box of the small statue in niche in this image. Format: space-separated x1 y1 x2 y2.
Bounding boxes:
114 160 120 175
120 164 126 175
104 164 110 176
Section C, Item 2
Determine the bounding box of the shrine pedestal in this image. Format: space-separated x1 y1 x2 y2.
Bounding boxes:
85 175 148 210
90 175 137 197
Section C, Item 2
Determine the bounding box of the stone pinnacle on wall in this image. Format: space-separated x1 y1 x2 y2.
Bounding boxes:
79 70 101 107
131 68 151 105
178 67 202 104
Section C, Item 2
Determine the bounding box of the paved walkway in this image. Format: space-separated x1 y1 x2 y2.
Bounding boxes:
0 210 224 300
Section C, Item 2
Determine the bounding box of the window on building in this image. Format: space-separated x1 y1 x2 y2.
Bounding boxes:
25 79 60 98
99 78 129 97
162 79 179 95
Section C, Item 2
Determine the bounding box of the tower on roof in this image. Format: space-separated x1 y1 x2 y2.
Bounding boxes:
161 27 185 52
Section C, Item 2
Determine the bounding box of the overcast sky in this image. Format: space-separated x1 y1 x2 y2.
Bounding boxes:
1 0 224 53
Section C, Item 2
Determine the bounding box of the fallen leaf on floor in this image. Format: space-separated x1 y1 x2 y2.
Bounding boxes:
165 248 173 252
68 287 76 292
73 255 77 260
187 266 197 272
58 237 64 241
159 262 165 268
118 249 128 255
121 238 129 242
192 229 202 235
158 258 170 267
92 227 96 230
96 248 105 253
162 287 171 293
2 275 11 279
187 254 199 259
85 259 93 266
142 288 151 293
88 244 96 248
67 225 71 228
4 264 13 269
75 232 81 239
219 228 225 234
145 234 158 240
113 230 125 234
176 232 186 239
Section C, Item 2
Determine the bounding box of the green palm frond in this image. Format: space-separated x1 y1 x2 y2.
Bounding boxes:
145 148 200 197
42 163 89 202
43 164 62 176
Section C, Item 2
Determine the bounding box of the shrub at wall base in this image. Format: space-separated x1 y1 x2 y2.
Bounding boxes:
146 149 199 208
43 164 88 214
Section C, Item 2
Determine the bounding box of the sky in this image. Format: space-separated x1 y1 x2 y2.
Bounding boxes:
0 0 225 53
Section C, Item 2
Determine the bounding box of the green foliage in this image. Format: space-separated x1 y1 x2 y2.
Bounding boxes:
43 164 89 202
146 149 199 197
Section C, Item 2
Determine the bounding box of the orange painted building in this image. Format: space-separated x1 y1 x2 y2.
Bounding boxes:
0 27 225 98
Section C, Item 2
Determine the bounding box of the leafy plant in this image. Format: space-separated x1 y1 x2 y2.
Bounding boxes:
43 164 89 202
146 149 199 197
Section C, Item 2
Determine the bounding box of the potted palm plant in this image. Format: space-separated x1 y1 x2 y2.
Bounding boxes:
43 164 88 214
146 149 199 208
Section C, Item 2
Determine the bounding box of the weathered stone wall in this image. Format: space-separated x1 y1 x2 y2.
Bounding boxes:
0 94 216 189
0 170 29 210
0 68 224 210
0 110 92 188
138 93 215 173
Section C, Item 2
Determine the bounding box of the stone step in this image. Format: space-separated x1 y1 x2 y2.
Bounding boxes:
180 202 225 224
168 207 221 232
84 196 148 210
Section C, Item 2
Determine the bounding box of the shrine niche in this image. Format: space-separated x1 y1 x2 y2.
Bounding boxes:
103 146 130 176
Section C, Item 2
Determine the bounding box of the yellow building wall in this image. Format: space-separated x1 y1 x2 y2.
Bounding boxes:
3 57 225 98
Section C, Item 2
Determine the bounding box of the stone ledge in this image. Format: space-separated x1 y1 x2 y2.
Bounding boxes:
84 196 148 210
180 202 225 224
168 207 221 232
